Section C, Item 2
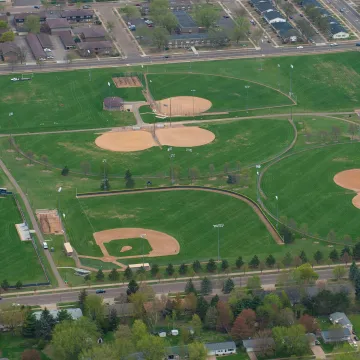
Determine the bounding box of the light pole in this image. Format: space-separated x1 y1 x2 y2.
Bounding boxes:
102 159 107 190
57 187 62 214
140 234 146 266
191 89 196 119
289 64 293 99
277 64 280 89
256 171 260 202
245 86 250 113
213 224 224 261
275 195 279 229
170 153 175 184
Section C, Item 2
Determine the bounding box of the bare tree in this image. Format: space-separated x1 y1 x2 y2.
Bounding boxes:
209 164 215 177
25 150 34 164
250 28 263 45
40 154 49 169
331 126 341 142
348 123 357 140
80 161 91 176
18 47 27 64
223 162 230 175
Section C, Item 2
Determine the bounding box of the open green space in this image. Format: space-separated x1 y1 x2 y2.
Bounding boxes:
0 69 139 133
262 141 360 242
349 314 360 334
104 237 152 257
146 73 293 112
13 119 294 178
0 194 47 284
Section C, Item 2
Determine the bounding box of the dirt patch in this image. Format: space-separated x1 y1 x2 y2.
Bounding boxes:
334 169 360 209
112 76 142 88
16 157 23 161
95 131 157 152
36 209 62 234
120 245 132 252
155 96 212 116
156 127 215 147
93 228 180 259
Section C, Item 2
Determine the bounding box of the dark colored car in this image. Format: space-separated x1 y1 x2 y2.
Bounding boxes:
95 289 106 294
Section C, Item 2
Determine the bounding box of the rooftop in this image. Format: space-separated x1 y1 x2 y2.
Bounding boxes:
322 327 351 341
330 312 352 327
47 18 70 29
58 31 76 46
264 10 285 20
243 338 275 350
60 9 94 18
173 10 197 28
77 41 112 50
33 308 83 320
205 341 236 351
37 33 52 48
26 32 47 59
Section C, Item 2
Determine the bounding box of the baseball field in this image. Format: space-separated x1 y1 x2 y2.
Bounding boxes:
2 52 360 279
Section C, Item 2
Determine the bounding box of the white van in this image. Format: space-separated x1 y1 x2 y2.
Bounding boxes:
43 242 48 250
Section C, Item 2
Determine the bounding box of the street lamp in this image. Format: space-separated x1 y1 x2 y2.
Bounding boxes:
57 186 62 213
289 64 294 99
102 159 107 190
213 224 224 261
170 153 175 184
191 89 196 119
256 171 260 202
275 195 279 229
245 86 250 113
140 234 146 266
277 64 280 89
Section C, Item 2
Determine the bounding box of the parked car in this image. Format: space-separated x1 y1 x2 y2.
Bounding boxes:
44 48 51 52
223 15 230 18
330 43 338 46
356 42 360 46
43 242 48 250
95 289 106 294
355 336 359 341
297 45 304 49
299 13 304 17
164 55 170 58
34 5 40 9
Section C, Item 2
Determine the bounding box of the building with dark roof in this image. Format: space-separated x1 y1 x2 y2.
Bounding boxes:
271 21 298 42
205 342 236 356
169 32 210 47
26 32 47 60
173 10 199 33
77 40 112 56
79 26 107 41
321 328 351 343
263 10 286 23
37 33 52 49
103 97 124 111
58 31 76 49
60 9 94 22
0 42 20 62
47 18 71 34
243 338 275 353
330 312 353 332
13 12 46 23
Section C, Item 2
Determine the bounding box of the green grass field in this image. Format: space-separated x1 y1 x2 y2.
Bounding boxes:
146 73 293 112
104 238 152 257
13 119 294 178
0 194 47 284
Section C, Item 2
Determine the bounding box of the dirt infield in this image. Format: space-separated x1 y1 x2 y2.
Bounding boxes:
156 127 215 147
36 209 62 235
95 126 216 152
334 169 360 208
155 96 212 116
93 228 180 259
95 131 157 152
112 77 142 88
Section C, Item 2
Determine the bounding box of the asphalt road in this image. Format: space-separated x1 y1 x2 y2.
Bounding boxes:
331 0 360 32
1 268 338 306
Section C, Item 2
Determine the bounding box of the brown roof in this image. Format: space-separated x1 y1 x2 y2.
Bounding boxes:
26 33 46 59
58 31 76 46
47 18 70 29
104 97 124 108
77 41 112 50
37 33 52 48
0 42 20 55
80 26 106 39
14 12 46 20
0 14 8 22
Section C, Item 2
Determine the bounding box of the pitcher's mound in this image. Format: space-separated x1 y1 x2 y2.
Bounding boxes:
156 127 215 147
334 169 360 209
120 245 132 253
156 96 212 116
95 131 157 152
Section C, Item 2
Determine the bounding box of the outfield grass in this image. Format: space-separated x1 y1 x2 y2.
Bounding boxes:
13 119 294 178
0 194 47 284
262 141 360 242
104 237 152 257
0 69 139 133
146 73 293 112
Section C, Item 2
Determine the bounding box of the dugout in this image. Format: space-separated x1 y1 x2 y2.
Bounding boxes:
103 97 124 111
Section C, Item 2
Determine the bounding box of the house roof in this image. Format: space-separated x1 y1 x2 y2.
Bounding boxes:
37 33 52 48
61 9 94 18
0 14 7 22
271 21 297 37
80 26 107 39
58 31 76 46
26 33 47 59
243 338 275 350
33 308 83 320
256 2 274 12
47 18 70 29
77 41 112 50
105 303 134 316
14 12 46 21
170 32 208 40
322 328 351 341
264 10 285 20
173 10 197 28
0 42 20 55
205 341 236 351
330 312 352 327
329 20 347 35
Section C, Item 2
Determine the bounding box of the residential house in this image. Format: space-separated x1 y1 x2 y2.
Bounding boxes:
243 338 275 353
26 33 47 60
33 308 83 321
13 12 46 24
60 9 94 23
0 42 20 62
263 10 286 24
321 328 351 343
105 303 134 317
37 33 53 49
173 10 199 34
329 19 349 39
271 21 298 42
205 342 236 356
329 312 353 332
78 26 107 42
58 31 76 49
169 33 211 48
47 18 71 34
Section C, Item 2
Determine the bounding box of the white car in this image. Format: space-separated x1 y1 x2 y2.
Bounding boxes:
43 242 48 249
44 48 51 52
297 46 304 49
330 43 338 46
11 78 19 81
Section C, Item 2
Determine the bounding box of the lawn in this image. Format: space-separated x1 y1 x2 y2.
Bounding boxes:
104 237 153 257
261 141 360 242
222 353 249 360
0 68 140 133
13 119 294 178
0 194 47 284
146 73 293 112
349 314 360 334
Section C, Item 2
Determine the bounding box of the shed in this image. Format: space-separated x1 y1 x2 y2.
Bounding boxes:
205 341 236 356
103 97 124 111
64 242 73 256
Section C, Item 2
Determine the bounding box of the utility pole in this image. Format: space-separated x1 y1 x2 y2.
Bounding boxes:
275 195 279 229
245 85 250 112
213 224 224 261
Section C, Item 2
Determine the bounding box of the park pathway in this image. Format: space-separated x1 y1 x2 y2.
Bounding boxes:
0 159 66 288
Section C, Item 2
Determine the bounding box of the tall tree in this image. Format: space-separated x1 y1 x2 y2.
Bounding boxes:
272 324 309 356
329 248 339 263
216 301 233 333
235 256 244 269
151 27 169 49
124 266 133 280
57 309 72 323
353 242 360 260
314 250 323 264
222 278 235 294
25 15 40 33
349 261 358 281
84 294 104 325
52 318 99 360
78 289 87 312
188 342 207 360
192 260 202 273
194 4 220 30
266 254 276 268
196 296 209 321
231 309 256 341
247 275 261 289
22 311 37 338
127 279 139 296
292 263 319 284
299 314 318 333
179 263 188 275
108 268 120 281
124 169 135 188
200 277 212 296
185 279 197 294
95 269 104 281
108 308 119 331
122 5 141 20
204 306 218 330
249 255 260 268
299 251 308 263
206 259 217 273
166 263 175 276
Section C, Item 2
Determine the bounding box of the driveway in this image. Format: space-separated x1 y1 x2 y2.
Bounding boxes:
311 345 326 359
